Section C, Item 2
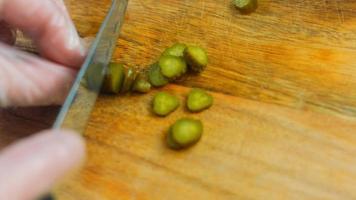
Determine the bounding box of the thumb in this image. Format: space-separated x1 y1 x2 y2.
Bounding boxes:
0 130 86 200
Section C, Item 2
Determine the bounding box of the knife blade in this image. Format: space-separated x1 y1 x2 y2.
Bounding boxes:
53 0 128 133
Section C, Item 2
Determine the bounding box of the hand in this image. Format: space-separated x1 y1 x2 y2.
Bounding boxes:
0 0 86 199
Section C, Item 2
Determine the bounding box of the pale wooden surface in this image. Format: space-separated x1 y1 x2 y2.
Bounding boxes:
1 0 356 199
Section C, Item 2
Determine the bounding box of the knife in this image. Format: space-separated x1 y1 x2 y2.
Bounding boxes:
40 1 128 199
53 0 128 133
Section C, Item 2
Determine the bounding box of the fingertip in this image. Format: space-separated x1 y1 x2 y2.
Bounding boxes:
38 22 87 68
0 129 86 200
1 0 87 68
47 129 86 164
36 129 87 175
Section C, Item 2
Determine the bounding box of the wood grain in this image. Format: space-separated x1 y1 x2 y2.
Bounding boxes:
111 0 356 117
1 0 356 199
54 85 356 200
65 0 356 116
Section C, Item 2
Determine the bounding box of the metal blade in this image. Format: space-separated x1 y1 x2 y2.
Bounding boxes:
53 0 128 132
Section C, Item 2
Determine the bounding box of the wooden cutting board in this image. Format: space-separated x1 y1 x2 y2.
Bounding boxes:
2 0 356 199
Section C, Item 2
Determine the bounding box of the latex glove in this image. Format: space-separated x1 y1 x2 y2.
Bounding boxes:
0 0 86 107
0 0 87 199
0 130 85 200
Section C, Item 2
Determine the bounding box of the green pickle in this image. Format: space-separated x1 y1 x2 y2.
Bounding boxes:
234 0 258 14
158 55 187 80
187 88 213 112
167 118 203 150
121 67 137 93
148 63 169 87
162 43 187 57
152 92 180 116
101 63 125 94
88 43 212 152
183 46 208 73
132 72 152 93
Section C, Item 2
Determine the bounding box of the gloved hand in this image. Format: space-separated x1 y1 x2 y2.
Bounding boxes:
0 0 86 199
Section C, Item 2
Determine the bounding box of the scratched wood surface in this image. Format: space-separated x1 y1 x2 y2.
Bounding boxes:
1 0 356 199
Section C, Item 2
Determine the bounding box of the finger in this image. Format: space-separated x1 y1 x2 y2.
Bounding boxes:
0 43 77 107
0 129 85 200
52 0 69 15
0 0 86 67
